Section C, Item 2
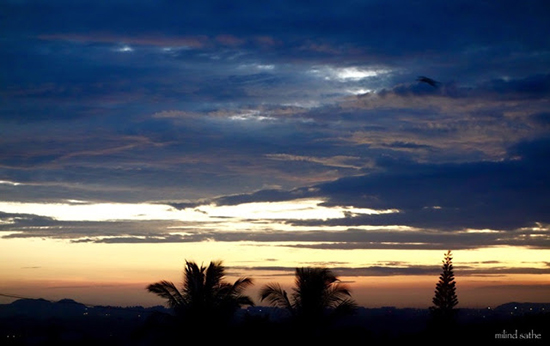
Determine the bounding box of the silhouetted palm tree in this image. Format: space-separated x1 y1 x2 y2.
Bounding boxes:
260 267 357 328
147 260 254 327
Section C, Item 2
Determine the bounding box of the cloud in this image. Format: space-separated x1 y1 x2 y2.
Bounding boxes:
265 154 369 170
0 180 22 186
163 137 550 234
0 211 57 227
480 74 550 99
232 263 550 277
37 33 210 49
1 0 549 257
4 211 546 251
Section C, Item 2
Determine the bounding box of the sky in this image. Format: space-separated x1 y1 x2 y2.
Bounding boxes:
1 0 550 308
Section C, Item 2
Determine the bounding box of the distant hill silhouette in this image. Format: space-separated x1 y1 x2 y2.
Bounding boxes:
1 298 549 322
2 298 86 319
0 299 170 345
1 299 548 344
0 298 168 319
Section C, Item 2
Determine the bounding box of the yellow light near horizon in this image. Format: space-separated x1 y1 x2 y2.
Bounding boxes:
1 236 549 307
456 246 550 271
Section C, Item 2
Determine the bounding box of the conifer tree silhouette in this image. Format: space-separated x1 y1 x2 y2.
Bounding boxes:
431 250 458 321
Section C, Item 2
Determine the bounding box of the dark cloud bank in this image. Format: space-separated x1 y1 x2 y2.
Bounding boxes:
192 137 550 230
2 137 548 253
1 0 549 255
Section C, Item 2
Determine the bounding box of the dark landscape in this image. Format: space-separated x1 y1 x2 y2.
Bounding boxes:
1 298 548 345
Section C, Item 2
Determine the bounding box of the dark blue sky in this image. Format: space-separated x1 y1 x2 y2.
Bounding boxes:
1 0 550 249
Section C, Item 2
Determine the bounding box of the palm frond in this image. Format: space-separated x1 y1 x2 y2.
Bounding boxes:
183 261 206 298
147 259 256 322
326 281 352 302
234 295 255 307
146 280 185 309
230 277 254 294
205 260 225 291
331 298 358 318
259 283 293 311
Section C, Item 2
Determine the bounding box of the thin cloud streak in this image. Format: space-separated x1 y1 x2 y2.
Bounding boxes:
231 264 550 277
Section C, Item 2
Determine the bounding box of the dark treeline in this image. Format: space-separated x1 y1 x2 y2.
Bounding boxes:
1 252 548 345
1 299 548 345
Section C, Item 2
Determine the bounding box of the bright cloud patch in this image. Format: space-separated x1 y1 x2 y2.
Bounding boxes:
194 199 398 220
0 201 189 222
0 199 398 223
311 66 389 81
0 180 22 186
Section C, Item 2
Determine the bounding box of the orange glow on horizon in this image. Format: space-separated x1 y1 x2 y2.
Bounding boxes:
1 237 549 308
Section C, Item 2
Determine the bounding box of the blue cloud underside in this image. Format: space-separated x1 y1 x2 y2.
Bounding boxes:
1 0 549 253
